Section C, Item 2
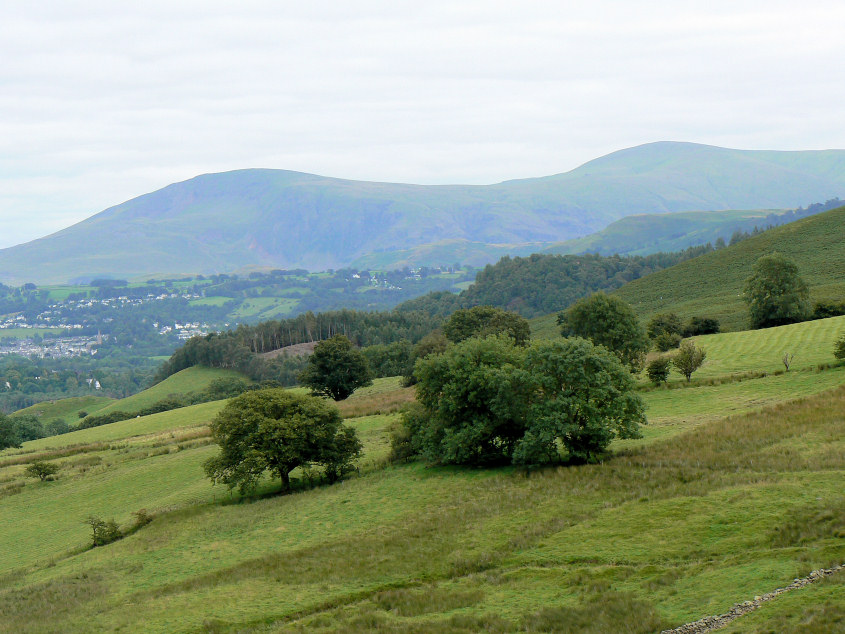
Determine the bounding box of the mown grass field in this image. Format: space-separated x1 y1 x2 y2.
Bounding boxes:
0 327 64 340
1 322 843 632
93 367 247 416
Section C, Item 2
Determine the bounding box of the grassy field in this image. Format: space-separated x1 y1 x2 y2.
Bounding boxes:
10 395 115 422
1 321 843 632
93 367 247 416
229 297 300 321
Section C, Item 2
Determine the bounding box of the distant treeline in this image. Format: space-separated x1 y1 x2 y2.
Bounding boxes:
398 244 717 319
155 309 442 384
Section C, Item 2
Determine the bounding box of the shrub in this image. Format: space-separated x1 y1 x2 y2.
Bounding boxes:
646 313 683 339
812 300 845 320
86 516 122 547
646 358 671 385
835 334 845 361
24 461 60 481
683 316 720 337
653 331 682 352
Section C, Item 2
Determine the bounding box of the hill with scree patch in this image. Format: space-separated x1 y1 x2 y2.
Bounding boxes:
1 142 845 284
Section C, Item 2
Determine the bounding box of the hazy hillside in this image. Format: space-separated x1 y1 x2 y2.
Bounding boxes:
2 142 845 284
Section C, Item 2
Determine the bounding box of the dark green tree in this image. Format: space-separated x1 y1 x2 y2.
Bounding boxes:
646 357 671 385
515 338 645 464
646 313 683 340
558 292 649 371
0 414 20 450
834 333 845 360
744 253 810 329
409 336 533 465
204 389 361 492
443 306 530 346
403 336 645 466
298 335 373 401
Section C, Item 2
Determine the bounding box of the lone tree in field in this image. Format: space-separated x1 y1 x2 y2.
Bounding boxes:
24 461 59 481
673 340 706 382
204 389 361 493
443 305 531 346
646 357 671 385
744 253 810 329
298 335 373 401
558 292 649 371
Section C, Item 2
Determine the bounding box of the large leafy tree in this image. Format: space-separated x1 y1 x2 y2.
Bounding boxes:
204 389 361 492
0 414 21 450
557 292 649 371
443 306 531 346
744 253 810 329
410 336 533 465
405 336 645 466
516 338 645 464
298 335 373 401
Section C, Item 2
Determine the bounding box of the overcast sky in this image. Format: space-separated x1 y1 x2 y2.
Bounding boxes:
1 1 844 248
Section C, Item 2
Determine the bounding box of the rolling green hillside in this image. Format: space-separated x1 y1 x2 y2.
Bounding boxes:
1 314 843 632
530 205 845 336
2 142 845 284
92 366 247 416
10 395 114 422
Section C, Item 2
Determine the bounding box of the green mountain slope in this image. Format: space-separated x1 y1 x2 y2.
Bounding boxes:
2 142 845 284
530 205 845 336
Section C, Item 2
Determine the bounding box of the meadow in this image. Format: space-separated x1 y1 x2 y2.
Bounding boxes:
0 322 843 632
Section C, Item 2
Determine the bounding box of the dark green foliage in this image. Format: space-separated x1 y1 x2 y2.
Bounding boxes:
155 308 441 384
203 377 250 401
646 357 671 385
443 306 530 346
402 330 451 386
646 312 683 339
834 334 845 360
204 389 361 492
44 419 70 436
813 300 845 320
558 292 649 371
86 516 122 547
361 340 413 379
24 461 60 481
405 336 644 466
410 337 532 466
460 249 715 319
0 414 21 449
744 253 810 329
298 335 373 401
682 316 720 337
673 340 707 381
516 338 645 464
653 331 682 352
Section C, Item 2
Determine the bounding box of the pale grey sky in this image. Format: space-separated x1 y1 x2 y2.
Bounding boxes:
1 1 844 248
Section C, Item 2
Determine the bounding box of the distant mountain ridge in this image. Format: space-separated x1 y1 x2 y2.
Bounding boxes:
2 141 844 284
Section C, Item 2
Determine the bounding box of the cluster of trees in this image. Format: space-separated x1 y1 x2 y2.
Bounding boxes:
646 313 720 351
455 247 717 318
394 335 645 466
